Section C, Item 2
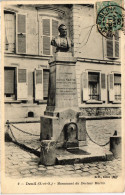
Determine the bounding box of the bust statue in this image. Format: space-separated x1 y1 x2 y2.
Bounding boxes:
51 24 73 52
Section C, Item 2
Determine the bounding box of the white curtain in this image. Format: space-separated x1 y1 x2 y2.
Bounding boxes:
114 84 121 100
4 13 15 52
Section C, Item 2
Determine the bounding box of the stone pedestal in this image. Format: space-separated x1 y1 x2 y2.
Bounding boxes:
45 52 78 116
40 140 56 166
40 52 86 148
40 109 86 148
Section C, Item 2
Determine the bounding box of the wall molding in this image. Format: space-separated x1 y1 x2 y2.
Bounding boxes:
36 5 65 17
4 8 18 13
4 53 51 61
77 57 121 65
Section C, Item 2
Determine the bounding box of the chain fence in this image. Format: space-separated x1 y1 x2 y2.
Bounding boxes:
5 120 111 156
84 128 110 147
5 121 41 156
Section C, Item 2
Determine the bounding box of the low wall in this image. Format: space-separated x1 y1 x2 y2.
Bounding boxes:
80 107 121 116
5 104 121 122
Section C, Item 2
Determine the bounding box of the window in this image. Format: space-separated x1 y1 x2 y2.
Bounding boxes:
81 71 106 102
106 31 119 59
108 73 121 102
39 17 59 56
34 69 49 101
4 11 27 54
114 74 121 101
4 67 28 101
4 67 16 100
88 73 99 100
4 11 16 53
43 69 49 99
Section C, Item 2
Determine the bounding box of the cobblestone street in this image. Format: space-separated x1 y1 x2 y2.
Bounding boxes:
5 142 122 178
5 118 122 178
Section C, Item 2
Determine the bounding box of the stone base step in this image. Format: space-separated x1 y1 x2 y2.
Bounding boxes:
56 151 113 165
67 147 79 150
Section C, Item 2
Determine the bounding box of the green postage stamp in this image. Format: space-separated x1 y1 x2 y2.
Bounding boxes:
96 1 125 38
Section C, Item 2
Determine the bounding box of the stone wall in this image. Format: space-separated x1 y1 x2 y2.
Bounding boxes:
80 107 121 116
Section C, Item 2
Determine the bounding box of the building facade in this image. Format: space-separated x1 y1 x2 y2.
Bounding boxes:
4 4 121 122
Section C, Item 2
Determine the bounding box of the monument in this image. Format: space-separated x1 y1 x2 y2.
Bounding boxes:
40 24 86 149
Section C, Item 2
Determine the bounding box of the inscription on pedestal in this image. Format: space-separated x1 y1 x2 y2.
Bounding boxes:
56 75 76 95
56 65 78 108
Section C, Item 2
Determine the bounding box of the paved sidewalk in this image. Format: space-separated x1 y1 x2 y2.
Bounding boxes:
5 142 122 178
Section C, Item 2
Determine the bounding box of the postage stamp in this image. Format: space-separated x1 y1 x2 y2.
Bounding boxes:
96 1 125 38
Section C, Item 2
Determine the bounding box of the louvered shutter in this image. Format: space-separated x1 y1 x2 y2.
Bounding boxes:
107 38 113 58
101 73 107 101
52 19 58 54
34 69 43 100
81 72 88 101
108 73 114 102
42 19 50 55
115 31 119 58
43 69 49 98
17 68 28 100
16 14 26 54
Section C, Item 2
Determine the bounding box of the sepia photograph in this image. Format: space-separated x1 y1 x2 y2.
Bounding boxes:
1 0 125 193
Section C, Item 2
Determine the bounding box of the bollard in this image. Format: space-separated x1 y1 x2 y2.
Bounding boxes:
5 130 12 142
40 140 56 166
110 135 121 159
5 121 12 142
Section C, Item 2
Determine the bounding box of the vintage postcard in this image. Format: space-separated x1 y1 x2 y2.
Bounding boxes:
1 0 125 193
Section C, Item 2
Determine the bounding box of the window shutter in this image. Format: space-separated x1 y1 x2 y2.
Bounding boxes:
43 69 49 98
17 68 28 100
107 39 113 57
115 41 119 57
52 20 58 37
42 19 50 55
4 69 15 94
34 69 43 100
115 31 119 58
43 19 50 36
16 14 26 54
52 19 58 54
108 73 114 102
101 73 107 101
81 72 88 101
43 36 50 55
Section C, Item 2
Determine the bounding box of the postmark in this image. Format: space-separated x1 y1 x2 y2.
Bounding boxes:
96 4 125 38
